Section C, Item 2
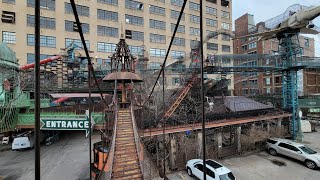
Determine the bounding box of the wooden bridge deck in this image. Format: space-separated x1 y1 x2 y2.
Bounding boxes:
111 109 142 180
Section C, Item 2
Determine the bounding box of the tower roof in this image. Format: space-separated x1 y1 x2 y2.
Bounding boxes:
0 42 18 68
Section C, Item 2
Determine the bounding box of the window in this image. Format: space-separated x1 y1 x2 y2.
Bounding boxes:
190 40 199 48
190 27 200 36
248 42 257 49
305 38 310 48
206 18 217 27
65 38 90 49
221 11 230 19
65 21 89 33
2 31 16 44
222 34 230 41
97 42 116 52
171 0 183 6
171 24 185 33
149 62 161 69
222 45 230 52
65 3 89 17
206 6 217 15
195 164 203 172
300 47 304 55
27 15 56 29
97 9 118 21
150 33 166 43
150 19 166 30
206 169 215 178
207 30 218 39
265 78 271 85
128 45 144 56
190 15 200 23
27 34 56 48
278 142 288 148
149 5 165 15
1 11 15 24
173 37 185 46
125 30 144 41
171 50 185 58
189 2 200 11
275 76 281 84
206 0 216 3
241 45 248 51
150 48 166 57
266 87 271 94
97 25 118 37
27 0 55 11
287 144 300 152
172 78 180 85
3 0 15 4
207 43 218 50
170 10 185 20
125 0 143 10
27 53 52 64
125 14 143 26
97 0 118 5
221 0 229 7
221 22 230 30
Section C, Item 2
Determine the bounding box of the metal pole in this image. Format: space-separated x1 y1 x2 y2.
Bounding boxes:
200 0 206 179
162 64 166 177
88 64 92 180
34 0 41 179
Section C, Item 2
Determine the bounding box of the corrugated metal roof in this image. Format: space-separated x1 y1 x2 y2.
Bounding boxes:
224 96 273 112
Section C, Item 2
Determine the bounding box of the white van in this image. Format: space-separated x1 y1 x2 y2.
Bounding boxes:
12 136 34 150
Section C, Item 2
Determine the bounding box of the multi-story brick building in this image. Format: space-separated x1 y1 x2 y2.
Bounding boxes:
233 13 317 96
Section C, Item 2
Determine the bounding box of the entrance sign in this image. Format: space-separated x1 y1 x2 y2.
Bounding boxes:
40 110 95 137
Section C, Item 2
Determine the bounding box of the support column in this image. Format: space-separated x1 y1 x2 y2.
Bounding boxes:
216 132 222 158
235 126 242 154
169 137 177 171
267 122 270 134
197 132 203 159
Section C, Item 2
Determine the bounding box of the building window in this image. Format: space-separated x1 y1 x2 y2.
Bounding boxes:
65 3 89 17
190 14 200 23
206 30 218 39
150 19 166 30
125 14 143 26
97 25 118 37
125 30 144 41
149 62 161 69
27 15 56 29
221 11 230 19
173 37 185 46
3 0 15 4
128 45 144 56
150 33 166 43
171 50 185 59
206 0 216 3
2 31 15 44
190 27 200 36
222 34 230 41
65 38 90 49
206 18 217 27
222 45 230 52
206 6 217 15
97 0 118 5
221 0 229 7
97 9 118 21
190 40 199 48
27 34 56 48
27 53 52 64
265 78 271 85
65 21 89 33
305 38 310 48
207 43 218 50
1 11 15 24
221 22 230 30
27 0 55 11
171 24 185 33
172 78 180 86
170 10 185 20
248 42 257 49
149 5 165 15
300 47 304 55
150 48 166 57
189 2 200 11
125 0 143 11
171 0 183 6
97 42 116 52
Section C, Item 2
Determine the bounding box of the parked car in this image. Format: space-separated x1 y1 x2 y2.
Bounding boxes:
266 138 320 169
12 136 34 150
186 159 236 180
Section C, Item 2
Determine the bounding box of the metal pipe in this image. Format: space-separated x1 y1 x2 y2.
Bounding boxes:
162 64 166 177
200 0 206 179
88 64 92 180
34 0 41 179
20 55 62 70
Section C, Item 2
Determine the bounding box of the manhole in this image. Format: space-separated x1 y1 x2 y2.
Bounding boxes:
271 159 287 166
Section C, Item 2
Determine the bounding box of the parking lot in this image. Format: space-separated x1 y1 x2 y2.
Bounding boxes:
0 131 100 180
166 130 320 180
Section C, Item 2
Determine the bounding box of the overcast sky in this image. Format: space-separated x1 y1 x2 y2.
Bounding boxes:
232 0 320 56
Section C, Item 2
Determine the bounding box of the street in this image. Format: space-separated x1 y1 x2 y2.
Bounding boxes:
0 131 100 180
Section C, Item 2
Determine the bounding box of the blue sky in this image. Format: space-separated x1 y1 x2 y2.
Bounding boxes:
232 0 320 56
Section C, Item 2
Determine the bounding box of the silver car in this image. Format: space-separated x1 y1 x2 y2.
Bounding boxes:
265 138 320 169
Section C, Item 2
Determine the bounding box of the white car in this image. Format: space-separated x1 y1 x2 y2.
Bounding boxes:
186 159 236 180
266 138 320 169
